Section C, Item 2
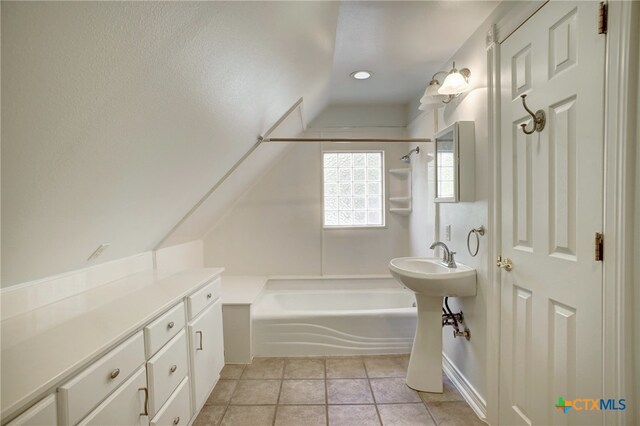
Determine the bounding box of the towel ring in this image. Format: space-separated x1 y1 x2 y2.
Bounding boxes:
466 226 485 257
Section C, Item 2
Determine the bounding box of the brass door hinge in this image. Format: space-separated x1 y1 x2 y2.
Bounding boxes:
598 2 608 35
595 232 604 261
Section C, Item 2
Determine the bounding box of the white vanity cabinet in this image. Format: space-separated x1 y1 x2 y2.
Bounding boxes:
188 298 224 411
77 367 147 426
149 378 191 426
146 330 189 417
6 395 57 426
1 270 224 426
58 332 146 425
144 303 186 357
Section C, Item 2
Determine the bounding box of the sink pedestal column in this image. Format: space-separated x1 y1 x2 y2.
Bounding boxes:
406 294 443 392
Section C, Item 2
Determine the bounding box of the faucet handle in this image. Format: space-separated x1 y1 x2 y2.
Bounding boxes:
448 252 457 268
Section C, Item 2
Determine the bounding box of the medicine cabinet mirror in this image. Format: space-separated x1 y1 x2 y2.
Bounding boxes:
434 121 475 203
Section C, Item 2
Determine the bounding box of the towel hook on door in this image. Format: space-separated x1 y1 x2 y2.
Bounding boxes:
519 94 546 135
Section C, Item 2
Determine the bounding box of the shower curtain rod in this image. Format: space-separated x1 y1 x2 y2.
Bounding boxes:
259 137 432 143
155 96 430 251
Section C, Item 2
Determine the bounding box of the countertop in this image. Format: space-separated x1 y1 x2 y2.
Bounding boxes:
220 276 267 305
0 268 224 421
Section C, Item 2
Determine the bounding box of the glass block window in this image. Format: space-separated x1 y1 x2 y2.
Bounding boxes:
323 151 384 227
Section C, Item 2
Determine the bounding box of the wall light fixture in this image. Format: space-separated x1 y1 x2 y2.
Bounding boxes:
418 62 471 109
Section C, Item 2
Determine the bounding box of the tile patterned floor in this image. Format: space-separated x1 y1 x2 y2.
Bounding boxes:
194 355 485 426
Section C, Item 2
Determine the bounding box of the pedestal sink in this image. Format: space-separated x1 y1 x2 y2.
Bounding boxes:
389 257 476 392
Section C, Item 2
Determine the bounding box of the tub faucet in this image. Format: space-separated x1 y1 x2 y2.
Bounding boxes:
430 241 457 268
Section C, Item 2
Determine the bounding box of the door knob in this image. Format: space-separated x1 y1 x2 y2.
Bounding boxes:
497 256 513 271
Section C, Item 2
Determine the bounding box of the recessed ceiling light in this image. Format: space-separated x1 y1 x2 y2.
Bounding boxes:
350 70 372 80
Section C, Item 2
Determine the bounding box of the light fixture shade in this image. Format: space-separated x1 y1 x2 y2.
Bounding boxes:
419 80 445 109
419 87 431 104
438 70 469 95
425 80 441 98
420 95 447 108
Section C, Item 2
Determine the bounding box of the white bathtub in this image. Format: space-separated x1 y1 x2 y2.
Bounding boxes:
252 277 417 357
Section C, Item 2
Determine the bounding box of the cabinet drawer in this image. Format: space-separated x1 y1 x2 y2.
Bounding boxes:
144 302 185 357
150 377 190 426
147 330 188 417
7 395 57 426
187 278 220 320
58 332 145 426
78 367 147 426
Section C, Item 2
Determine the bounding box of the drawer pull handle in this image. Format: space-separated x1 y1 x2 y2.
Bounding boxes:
109 368 120 379
170 364 178 373
168 321 175 329
139 387 149 416
173 417 180 425
196 331 203 350
207 293 212 299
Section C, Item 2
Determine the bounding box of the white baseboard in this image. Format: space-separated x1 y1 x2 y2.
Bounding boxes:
442 353 488 424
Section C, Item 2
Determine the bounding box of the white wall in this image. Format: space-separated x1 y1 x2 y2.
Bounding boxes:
1 2 340 287
203 128 410 276
318 129 411 276
0 252 153 320
155 240 204 271
203 142 323 275
634 22 640 426
406 7 503 413
436 88 490 408
408 5 640 422
408 99 489 408
407 112 437 258
158 101 306 249
634 93 640 426
310 104 409 128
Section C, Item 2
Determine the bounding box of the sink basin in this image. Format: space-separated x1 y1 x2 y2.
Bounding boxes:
389 257 476 297
388 256 477 393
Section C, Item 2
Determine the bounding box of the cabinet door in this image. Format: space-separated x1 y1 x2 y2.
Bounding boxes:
78 367 147 426
188 299 224 410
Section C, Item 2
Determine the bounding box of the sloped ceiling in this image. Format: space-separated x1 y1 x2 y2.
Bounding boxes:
159 101 306 248
329 1 499 104
1 1 501 287
1 1 340 286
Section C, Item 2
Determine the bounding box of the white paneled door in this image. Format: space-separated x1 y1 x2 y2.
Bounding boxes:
499 2 605 425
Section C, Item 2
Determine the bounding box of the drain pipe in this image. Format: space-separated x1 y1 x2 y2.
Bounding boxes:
441 297 471 340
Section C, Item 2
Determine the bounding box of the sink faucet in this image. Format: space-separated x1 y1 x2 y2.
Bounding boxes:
430 241 457 268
